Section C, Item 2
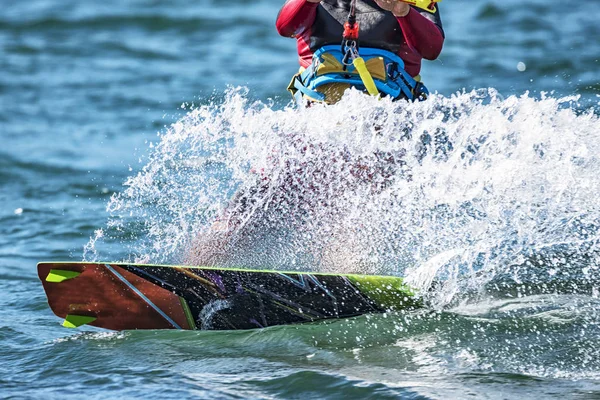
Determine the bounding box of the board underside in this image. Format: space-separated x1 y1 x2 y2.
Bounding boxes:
38 262 419 331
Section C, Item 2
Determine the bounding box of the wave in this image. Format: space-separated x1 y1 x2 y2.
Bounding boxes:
0 14 265 33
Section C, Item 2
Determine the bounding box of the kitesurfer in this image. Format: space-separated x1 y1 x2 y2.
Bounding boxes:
186 0 446 266
276 0 444 104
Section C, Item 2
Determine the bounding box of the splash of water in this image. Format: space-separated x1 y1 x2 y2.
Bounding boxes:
86 87 600 307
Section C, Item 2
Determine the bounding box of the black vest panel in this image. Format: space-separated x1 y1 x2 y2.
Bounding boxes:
310 0 405 53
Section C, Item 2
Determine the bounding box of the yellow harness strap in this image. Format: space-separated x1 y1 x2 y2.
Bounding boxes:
402 0 441 13
353 57 379 96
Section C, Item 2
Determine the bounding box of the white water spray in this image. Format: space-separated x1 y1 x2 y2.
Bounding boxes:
86 87 600 307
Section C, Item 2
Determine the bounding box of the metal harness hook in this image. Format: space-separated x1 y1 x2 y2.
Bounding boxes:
341 0 359 68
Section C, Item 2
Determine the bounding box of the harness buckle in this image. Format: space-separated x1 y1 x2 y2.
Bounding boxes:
341 40 359 68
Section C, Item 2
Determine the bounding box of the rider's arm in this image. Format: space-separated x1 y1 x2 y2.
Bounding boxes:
276 0 320 38
396 7 444 60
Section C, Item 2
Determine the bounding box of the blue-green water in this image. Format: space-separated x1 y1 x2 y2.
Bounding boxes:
2 0 600 398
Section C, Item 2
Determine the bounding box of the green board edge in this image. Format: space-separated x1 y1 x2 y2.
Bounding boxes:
37 261 412 281
346 275 421 310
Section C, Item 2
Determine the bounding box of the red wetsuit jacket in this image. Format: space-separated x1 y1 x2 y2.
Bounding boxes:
276 0 444 77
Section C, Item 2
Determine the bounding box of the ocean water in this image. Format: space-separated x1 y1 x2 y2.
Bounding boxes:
2 0 600 398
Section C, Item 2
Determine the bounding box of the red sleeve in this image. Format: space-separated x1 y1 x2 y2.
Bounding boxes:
396 8 444 60
276 0 320 38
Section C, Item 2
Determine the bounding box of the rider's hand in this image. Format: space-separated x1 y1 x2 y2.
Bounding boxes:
373 0 410 17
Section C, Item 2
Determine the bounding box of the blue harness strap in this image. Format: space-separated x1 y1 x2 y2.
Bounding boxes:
293 77 326 102
288 45 429 104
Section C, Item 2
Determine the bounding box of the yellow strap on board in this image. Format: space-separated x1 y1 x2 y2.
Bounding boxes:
353 57 379 97
401 0 441 13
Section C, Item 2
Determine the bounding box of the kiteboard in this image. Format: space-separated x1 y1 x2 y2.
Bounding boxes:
38 262 419 331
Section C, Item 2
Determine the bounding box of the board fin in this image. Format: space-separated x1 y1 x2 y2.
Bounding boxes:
62 314 97 328
46 269 81 283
